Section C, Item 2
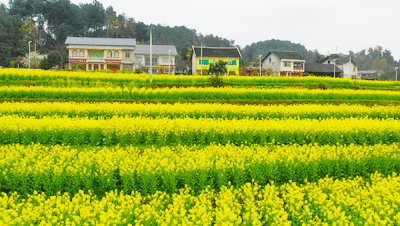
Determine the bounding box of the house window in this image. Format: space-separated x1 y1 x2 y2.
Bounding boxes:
72 50 78 57
199 59 209 65
162 57 169 64
126 52 130 58
269 58 271 63
115 51 119 58
272 62 275 66
328 60 331 64
283 61 291 67
228 60 236 66
79 50 84 57
108 51 113 58
145 57 157 66
294 62 304 70
100 64 104 70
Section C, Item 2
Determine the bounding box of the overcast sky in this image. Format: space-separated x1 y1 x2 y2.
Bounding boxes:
54 0 400 60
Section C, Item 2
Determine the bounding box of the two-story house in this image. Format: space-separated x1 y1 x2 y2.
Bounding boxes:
261 51 306 76
66 37 136 71
66 37 178 73
320 54 359 79
192 46 241 75
134 45 178 74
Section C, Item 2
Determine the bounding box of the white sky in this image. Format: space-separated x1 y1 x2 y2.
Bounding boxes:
12 0 400 60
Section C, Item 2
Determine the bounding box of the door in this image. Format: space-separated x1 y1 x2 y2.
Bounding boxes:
94 64 99 70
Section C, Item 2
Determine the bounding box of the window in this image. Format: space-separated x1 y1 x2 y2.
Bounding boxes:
269 58 271 63
199 59 209 65
145 57 157 66
79 50 84 57
283 61 291 67
328 60 331 64
100 64 104 70
72 50 78 57
161 57 168 64
115 51 119 58
126 52 130 58
293 62 304 70
108 51 113 58
228 60 236 66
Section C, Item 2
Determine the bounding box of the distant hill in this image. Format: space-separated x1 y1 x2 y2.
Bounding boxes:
241 39 324 65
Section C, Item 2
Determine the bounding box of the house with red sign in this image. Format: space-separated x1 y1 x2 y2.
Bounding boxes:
261 51 306 76
65 37 178 73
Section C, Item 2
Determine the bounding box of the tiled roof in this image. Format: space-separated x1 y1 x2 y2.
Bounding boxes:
65 37 136 46
320 54 357 65
262 51 305 62
305 63 342 73
193 47 241 58
134 45 178 55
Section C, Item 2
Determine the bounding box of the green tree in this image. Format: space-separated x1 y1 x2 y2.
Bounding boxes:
80 0 107 36
0 7 25 67
208 61 227 87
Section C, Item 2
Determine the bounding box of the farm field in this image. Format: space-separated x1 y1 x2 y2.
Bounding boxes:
1 68 400 225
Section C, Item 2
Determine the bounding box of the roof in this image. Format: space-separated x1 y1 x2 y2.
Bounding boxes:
65 37 136 46
262 51 305 62
134 45 178 55
193 47 241 58
305 63 342 73
320 54 357 65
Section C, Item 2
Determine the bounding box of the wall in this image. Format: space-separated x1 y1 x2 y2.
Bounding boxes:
262 53 281 76
193 57 240 75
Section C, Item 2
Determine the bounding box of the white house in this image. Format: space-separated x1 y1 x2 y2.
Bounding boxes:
134 45 178 74
65 37 178 73
261 51 306 76
320 54 359 79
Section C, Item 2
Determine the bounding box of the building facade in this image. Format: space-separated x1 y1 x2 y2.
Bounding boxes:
134 45 178 74
261 51 306 76
66 37 178 73
320 54 359 79
192 47 241 75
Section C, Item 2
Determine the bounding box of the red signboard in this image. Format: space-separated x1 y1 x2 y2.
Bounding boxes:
105 59 122 64
69 58 87 63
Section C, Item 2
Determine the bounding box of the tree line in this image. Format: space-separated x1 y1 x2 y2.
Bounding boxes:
1 0 399 78
0 0 234 69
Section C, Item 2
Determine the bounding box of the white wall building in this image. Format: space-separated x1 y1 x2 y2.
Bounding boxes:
320 54 359 79
261 51 306 76
66 37 178 73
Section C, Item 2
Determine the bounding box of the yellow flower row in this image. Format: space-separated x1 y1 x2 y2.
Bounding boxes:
1 115 399 146
2 68 398 86
1 115 399 137
2 101 400 119
1 143 398 179
1 85 400 97
1 172 399 225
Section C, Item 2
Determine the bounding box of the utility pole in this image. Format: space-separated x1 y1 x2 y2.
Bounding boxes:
28 41 32 69
200 43 203 75
150 30 153 83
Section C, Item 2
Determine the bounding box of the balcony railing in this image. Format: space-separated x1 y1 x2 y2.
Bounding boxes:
88 57 104 61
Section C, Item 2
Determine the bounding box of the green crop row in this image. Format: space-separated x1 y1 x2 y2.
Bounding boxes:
1 86 400 102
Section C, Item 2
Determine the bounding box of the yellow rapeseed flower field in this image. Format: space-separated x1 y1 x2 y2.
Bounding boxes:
0 172 399 225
